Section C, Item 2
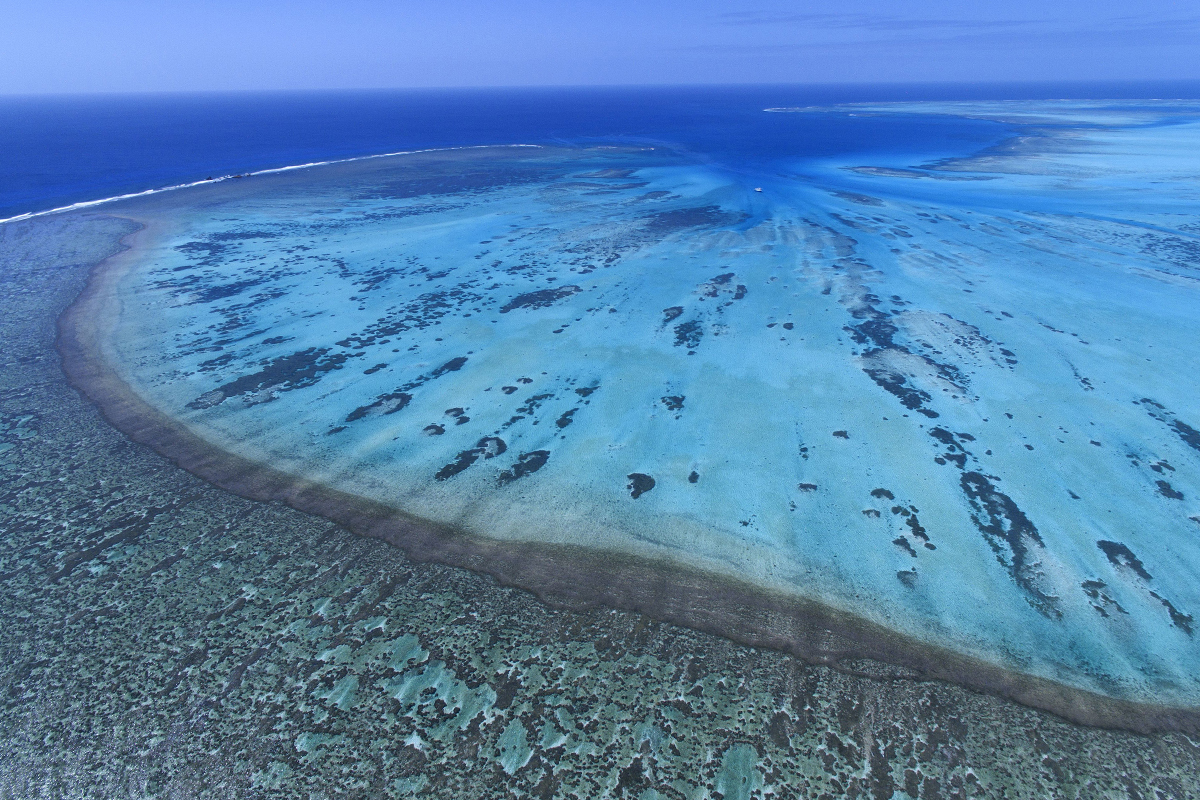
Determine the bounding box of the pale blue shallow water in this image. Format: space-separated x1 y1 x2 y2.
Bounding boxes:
95 100 1200 707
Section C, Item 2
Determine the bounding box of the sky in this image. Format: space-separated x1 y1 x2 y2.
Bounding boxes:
2 0 1199 93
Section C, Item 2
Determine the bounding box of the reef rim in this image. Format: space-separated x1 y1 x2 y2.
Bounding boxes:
54 209 1200 737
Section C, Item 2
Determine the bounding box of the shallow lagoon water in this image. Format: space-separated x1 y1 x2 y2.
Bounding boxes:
77 101 1200 716
6 97 1200 798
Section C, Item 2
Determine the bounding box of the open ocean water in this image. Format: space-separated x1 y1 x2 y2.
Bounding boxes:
10 81 1200 221
4 84 1200 799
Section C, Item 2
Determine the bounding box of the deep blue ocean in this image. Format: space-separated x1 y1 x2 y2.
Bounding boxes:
5 81 1200 220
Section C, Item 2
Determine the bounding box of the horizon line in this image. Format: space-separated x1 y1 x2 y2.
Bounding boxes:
6 77 1200 99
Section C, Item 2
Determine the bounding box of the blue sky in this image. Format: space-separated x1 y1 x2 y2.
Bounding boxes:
3 0 1199 93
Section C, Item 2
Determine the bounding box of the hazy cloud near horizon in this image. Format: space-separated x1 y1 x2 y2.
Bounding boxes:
2 0 1198 93
703 9 1200 49
719 10 1200 37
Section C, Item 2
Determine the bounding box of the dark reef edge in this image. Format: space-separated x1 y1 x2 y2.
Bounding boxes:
56 213 1200 736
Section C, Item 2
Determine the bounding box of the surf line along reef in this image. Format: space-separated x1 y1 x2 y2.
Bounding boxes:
57 102 1200 732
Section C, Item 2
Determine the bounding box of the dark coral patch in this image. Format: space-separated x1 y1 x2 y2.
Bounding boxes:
673 321 702 349
1082 580 1127 617
1097 540 1152 580
516 394 554 415
431 356 469 377
1150 591 1194 635
905 515 929 542
1136 399 1200 452
435 436 507 481
499 285 582 313
700 273 735 298
627 473 656 499
187 348 352 410
435 449 482 481
498 450 550 484
1157 480 1184 500
961 471 1059 618
1171 419 1200 452
345 391 412 422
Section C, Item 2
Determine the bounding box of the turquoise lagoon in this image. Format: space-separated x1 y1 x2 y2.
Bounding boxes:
81 102 1200 715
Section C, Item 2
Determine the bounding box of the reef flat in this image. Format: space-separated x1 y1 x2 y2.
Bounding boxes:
3 209 1200 800
53 102 1200 730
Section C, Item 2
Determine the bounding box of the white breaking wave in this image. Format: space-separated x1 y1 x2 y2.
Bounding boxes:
0 144 543 226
